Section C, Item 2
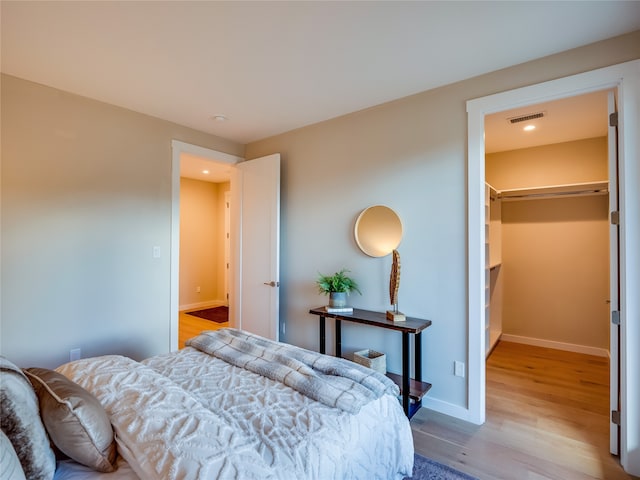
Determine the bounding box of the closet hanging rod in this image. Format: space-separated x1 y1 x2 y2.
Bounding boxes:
497 181 608 201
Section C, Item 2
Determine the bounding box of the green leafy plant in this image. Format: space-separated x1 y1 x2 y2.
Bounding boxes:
316 268 362 295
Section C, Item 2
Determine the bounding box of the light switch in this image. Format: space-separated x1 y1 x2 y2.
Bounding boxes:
153 246 161 258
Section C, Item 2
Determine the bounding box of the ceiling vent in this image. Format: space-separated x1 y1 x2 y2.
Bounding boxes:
508 111 545 124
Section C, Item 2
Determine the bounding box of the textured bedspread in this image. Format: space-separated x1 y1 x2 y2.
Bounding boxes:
57 356 276 480
145 347 414 479
56 329 414 480
186 328 399 414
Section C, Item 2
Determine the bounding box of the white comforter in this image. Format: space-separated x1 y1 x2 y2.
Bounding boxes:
56 341 414 480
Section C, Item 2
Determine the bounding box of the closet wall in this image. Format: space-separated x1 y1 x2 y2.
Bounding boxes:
485 137 610 353
179 178 230 310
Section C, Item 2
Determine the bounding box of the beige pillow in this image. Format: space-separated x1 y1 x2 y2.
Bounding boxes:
24 368 117 473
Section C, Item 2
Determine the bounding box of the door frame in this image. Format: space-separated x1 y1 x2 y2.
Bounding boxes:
170 140 243 350
224 190 231 306
467 60 640 472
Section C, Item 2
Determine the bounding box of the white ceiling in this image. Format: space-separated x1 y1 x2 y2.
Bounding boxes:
180 153 234 183
2 1 639 152
485 89 610 154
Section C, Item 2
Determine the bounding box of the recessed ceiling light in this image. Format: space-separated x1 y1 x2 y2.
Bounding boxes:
212 114 228 122
202 170 210 174
523 125 536 131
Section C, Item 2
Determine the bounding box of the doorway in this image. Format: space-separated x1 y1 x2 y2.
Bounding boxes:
171 142 282 348
483 90 611 358
483 91 617 456
466 60 640 473
177 172 232 347
482 91 614 459
179 163 231 311
170 141 242 350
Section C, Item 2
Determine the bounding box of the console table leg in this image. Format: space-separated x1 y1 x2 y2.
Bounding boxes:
402 331 410 415
415 332 422 382
335 319 342 358
319 316 326 354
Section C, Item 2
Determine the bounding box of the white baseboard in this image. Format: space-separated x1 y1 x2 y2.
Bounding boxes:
500 334 609 358
419 397 481 425
179 300 226 312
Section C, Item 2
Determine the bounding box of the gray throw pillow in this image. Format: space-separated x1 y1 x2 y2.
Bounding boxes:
0 429 27 480
24 368 118 473
0 357 56 480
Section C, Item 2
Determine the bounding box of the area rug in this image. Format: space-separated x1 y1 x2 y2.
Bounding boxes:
186 306 229 323
405 453 478 480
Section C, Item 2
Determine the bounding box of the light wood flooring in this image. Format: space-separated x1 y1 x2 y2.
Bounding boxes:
410 341 638 480
178 309 228 348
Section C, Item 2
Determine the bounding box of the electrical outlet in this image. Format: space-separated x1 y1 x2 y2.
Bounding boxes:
70 348 81 361
196 286 201 293
454 361 465 378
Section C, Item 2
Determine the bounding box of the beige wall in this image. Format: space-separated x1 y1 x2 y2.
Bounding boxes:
246 32 639 411
1 31 638 421
486 137 608 189
500 195 609 349
487 137 609 351
1 74 243 368
179 179 230 309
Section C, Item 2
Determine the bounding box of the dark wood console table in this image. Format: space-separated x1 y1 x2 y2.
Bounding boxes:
309 307 432 418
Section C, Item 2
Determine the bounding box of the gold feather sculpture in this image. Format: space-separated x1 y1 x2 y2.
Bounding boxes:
386 249 405 321
389 249 400 307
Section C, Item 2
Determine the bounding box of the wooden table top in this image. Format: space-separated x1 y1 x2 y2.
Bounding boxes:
309 306 432 334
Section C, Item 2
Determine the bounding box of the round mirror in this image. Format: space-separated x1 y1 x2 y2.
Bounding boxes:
354 205 403 257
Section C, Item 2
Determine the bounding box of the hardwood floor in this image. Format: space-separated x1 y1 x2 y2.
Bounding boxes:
178 309 228 348
410 341 637 479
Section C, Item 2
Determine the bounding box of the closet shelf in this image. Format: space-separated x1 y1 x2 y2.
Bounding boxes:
497 181 608 201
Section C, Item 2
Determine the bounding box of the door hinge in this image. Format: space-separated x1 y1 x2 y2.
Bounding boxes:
609 112 618 127
612 410 621 425
611 211 620 225
612 310 621 325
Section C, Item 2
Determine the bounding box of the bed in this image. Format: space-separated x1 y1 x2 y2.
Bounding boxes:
1 328 414 480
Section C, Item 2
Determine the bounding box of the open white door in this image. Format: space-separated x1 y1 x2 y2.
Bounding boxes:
231 154 280 341
608 90 620 455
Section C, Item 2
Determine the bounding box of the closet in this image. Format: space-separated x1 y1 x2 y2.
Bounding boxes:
485 137 610 357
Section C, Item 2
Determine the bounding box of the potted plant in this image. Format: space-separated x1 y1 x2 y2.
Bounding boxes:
316 268 361 307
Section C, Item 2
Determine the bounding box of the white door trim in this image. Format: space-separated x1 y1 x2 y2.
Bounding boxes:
224 191 231 306
467 60 640 474
170 140 243 350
